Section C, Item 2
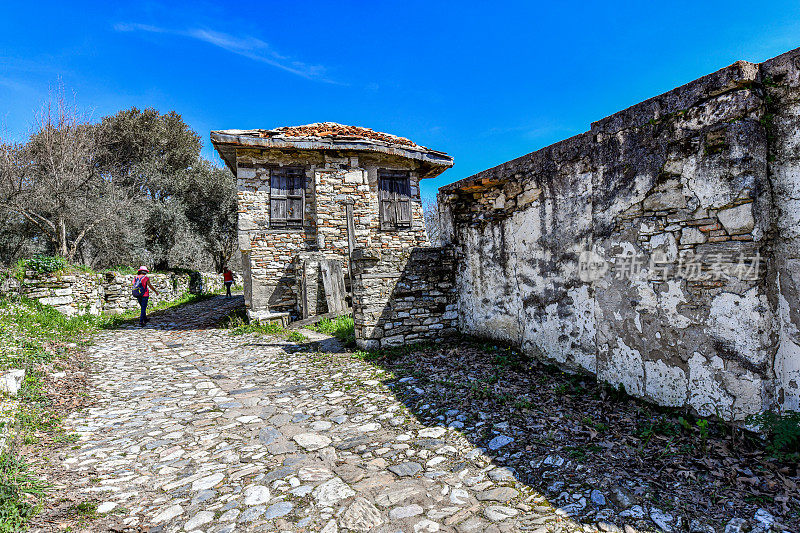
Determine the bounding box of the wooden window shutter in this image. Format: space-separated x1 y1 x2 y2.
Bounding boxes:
270 170 287 226
285 167 305 226
378 169 411 229
379 175 395 229
396 176 412 226
270 167 305 227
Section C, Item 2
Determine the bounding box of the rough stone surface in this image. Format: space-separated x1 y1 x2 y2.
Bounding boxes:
388 461 423 477
0 270 225 316
55 295 779 532
437 48 800 420
351 247 458 350
293 433 332 451
225 142 442 320
0 369 25 396
339 497 383 531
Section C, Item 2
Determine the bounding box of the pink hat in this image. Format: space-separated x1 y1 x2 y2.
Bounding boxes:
138 266 149 273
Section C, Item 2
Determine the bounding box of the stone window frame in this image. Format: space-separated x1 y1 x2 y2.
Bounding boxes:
270 166 306 228
378 169 413 230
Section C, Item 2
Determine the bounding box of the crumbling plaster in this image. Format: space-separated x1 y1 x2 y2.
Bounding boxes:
439 49 800 421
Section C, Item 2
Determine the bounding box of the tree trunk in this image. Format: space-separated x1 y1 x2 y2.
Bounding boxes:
57 217 68 258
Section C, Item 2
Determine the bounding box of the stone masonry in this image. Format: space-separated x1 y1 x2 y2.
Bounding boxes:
211 123 453 322
0 270 225 316
351 247 459 350
437 47 800 421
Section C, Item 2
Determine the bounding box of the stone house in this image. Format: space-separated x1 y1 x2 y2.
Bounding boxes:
211 123 453 322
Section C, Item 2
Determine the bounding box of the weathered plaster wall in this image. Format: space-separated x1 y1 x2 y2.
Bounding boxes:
352 247 458 350
0 270 225 316
440 49 800 420
235 149 429 319
763 52 800 411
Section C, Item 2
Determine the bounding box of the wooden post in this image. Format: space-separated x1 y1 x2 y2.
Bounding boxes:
301 259 309 319
344 198 355 302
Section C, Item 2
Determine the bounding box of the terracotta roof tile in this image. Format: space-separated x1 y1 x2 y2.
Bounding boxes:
256 122 421 148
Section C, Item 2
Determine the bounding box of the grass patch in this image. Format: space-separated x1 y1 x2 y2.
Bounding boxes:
0 451 49 532
222 308 308 342
747 410 800 461
69 500 98 519
0 297 97 371
307 315 355 347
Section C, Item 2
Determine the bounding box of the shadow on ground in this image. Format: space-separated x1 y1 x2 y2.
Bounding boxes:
112 294 245 332
185 295 796 532
338 338 797 532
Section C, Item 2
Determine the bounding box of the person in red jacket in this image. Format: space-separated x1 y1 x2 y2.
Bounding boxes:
223 267 234 297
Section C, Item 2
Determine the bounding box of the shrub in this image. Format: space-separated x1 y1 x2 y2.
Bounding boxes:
24 256 67 275
747 410 800 461
309 315 355 347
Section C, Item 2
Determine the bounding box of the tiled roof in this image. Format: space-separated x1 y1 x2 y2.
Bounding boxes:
214 122 422 149
210 123 453 179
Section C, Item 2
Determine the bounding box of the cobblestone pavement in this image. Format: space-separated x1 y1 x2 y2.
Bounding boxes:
58 296 597 533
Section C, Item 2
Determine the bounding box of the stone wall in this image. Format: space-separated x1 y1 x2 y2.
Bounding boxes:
236 149 430 320
351 247 458 350
763 52 800 412
438 48 800 421
0 270 226 316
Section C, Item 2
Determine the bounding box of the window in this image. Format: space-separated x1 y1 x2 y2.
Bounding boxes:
378 170 412 230
270 167 305 227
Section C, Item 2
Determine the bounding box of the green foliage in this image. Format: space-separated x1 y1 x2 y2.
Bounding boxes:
230 320 286 336
177 161 238 272
1 98 235 271
637 415 680 443
25 256 67 275
308 315 355 347
697 418 710 444
747 410 800 461
69 500 98 519
491 346 531 371
224 312 308 343
0 451 48 532
286 331 308 343
0 297 97 370
100 265 139 275
565 443 602 462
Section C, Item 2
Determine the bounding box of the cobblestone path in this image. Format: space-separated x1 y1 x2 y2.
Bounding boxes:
60 296 586 533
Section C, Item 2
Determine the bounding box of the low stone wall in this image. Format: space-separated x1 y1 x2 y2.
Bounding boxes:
351 247 458 350
0 270 227 316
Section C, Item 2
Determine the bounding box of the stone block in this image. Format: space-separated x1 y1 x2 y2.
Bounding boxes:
681 227 707 245
0 369 25 396
642 180 687 212
717 203 755 235
39 296 72 306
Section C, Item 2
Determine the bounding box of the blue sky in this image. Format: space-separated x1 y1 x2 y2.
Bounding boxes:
1 1 799 199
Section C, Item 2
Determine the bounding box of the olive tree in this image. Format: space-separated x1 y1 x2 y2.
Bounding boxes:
0 94 122 262
178 160 238 272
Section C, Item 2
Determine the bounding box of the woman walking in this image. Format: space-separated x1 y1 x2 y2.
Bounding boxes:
223 267 234 297
132 266 159 326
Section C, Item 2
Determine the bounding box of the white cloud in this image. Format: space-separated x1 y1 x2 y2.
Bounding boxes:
114 23 335 83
